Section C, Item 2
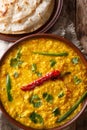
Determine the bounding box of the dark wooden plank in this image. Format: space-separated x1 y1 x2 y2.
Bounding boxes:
65 0 76 24
76 109 87 130
76 0 87 53
62 122 76 130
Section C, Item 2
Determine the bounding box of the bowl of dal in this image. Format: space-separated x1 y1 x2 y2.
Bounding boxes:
0 34 87 130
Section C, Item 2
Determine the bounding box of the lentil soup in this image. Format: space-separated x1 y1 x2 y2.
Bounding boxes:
0 34 87 129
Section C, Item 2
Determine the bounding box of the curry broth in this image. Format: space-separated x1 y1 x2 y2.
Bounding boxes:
0 37 87 129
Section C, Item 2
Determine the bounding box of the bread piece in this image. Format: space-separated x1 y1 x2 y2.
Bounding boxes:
0 0 54 34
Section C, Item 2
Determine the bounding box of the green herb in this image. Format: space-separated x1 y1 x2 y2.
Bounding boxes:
50 59 56 67
10 59 23 67
71 57 79 64
31 64 42 77
43 93 48 99
43 92 53 103
32 51 69 57
29 94 42 108
36 72 42 77
58 91 64 98
16 48 21 59
30 95 40 102
56 91 87 123
32 64 37 73
10 49 23 68
33 101 42 108
74 76 82 85
13 72 19 78
52 108 60 116
29 112 43 124
6 74 13 102
10 58 18 67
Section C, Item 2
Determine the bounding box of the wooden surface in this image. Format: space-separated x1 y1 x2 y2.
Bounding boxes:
76 110 87 130
76 0 87 54
63 0 87 129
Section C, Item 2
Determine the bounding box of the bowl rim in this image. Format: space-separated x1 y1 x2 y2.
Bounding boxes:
0 33 87 130
0 0 63 42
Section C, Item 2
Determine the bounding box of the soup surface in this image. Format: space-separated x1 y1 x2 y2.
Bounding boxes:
0 37 87 129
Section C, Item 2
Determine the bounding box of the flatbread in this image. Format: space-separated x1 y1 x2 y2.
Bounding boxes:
0 0 54 34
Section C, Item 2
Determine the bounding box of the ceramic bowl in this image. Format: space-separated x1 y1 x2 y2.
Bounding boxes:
0 33 87 130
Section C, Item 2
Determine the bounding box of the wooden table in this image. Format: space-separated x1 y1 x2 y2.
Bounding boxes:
64 0 87 130
76 0 87 54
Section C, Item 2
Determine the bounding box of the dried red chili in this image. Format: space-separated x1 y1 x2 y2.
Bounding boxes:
21 70 60 91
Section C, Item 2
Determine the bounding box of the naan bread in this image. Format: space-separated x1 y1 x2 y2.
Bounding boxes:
0 0 54 34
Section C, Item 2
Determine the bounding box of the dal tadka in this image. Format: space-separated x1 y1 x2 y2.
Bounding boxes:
0 37 87 129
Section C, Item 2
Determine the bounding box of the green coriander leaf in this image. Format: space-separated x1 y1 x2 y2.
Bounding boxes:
43 92 53 103
71 57 79 64
33 101 42 108
10 58 23 68
10 49 23 68
32 64 37 73
36 72 42 77
29 94 42 108
52 108 60 116
46 94 53 103
31 64 42 77
10 58 18 67
16 48 21 59
29 112 43 124
58 91 64 98
43 92 48 98
50 59 56 67
30 94 40 103
74 76 82 85
13 72 19 78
